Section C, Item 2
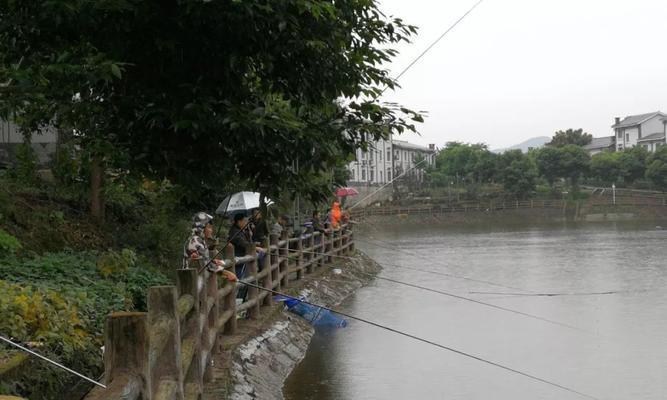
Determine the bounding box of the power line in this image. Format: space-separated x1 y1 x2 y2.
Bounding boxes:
239 281 600 400
289 249 585 332
0 335 106 389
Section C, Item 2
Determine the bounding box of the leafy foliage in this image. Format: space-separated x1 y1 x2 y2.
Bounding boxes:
0 228 21 256
0 251 169 399
547 128 592 147
0 0 422 208
497 150 537 198
646 146 667 190
590 152 621 185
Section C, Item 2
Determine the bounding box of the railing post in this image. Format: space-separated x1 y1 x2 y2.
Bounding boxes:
306 226 315 274
325 229 333 263
261 237 273 307
348 226 355 254
222 244 237 335
280 230 289 288
147 286 184 399
177 269 203 398
91 313 150 400
270 233 281 291
295 232 304 280
245 244 260 319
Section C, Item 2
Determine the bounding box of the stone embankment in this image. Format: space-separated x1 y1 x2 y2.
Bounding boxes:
203 251 381 400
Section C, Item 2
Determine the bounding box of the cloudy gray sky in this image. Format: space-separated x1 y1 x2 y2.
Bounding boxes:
378 0 667 149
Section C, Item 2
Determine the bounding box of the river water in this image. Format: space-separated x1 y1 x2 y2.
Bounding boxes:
283 221 667 400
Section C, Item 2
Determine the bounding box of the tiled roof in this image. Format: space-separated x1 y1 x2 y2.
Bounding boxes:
392 140 435 152
612 111 666 128
584 136 615 149
637 132 666 142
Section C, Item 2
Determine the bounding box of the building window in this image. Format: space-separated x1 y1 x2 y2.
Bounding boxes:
369 151 373 161
380 171 383 182
369 170 374 182
379 150 382 161
361 169 366 180
361 151 366 160
387 169 391 181
350 169 355 180
626 133 630 142
387 149 391 160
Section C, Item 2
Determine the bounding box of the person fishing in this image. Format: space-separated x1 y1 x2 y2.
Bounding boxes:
228 213 267 298
330 201 342 229
184 212 237 282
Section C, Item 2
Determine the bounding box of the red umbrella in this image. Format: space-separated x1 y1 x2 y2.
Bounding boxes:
335 187 359 197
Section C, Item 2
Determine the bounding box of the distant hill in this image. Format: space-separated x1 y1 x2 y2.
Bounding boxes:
494 136 550 153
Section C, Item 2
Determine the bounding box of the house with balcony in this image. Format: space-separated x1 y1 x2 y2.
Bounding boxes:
613 111 667 152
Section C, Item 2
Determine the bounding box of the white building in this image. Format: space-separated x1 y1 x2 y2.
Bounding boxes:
0 119 59 166
347 137 393 185
392 140 437 182
613 111 667 152
346 136 436 185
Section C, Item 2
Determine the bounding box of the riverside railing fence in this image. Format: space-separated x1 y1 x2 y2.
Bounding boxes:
350 195 667 220
85 225 354 400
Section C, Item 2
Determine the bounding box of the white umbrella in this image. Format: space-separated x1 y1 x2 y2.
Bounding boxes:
215 191 273 215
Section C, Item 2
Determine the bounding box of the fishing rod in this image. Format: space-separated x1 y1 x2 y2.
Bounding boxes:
287 249 585 332
379 0 486 96
349 158 428 210
238 281 600 400
353 236 531 292
0 335 106 389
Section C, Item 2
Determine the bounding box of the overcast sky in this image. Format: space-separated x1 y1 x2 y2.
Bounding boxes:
378 0 667 149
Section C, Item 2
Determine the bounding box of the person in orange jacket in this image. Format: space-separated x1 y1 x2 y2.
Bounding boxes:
330 201 342 229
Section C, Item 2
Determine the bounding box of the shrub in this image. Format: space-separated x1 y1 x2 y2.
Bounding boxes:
0 228 22 256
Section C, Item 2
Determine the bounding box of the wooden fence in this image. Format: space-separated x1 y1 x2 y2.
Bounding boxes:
85 225 354 400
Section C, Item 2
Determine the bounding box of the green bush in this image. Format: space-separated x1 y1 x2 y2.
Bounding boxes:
12 142 39 184
0 251 170 399
0 228 22 256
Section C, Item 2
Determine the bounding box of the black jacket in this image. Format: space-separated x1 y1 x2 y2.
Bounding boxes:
228 224 253 257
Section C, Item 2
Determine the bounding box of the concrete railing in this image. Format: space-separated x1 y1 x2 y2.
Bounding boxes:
85 225 354 400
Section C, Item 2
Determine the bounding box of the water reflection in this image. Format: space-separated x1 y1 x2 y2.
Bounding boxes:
284 222 667 400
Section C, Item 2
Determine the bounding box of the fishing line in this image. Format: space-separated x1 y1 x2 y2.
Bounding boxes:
295 248 527 292
239 282 600 400
380 0 486 95
0 335 106 389
287 249 584 332
349 158 428 210
469 290 648 297
354 236 531 292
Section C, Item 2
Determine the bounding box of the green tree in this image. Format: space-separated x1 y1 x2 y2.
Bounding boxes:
535 147 562 187
547 128 592 147
435 142 494 184
618 146 649 185
558 145 590 193
497 150 537 198
590 152 621 185
646 146 667 190
0 0 421 215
